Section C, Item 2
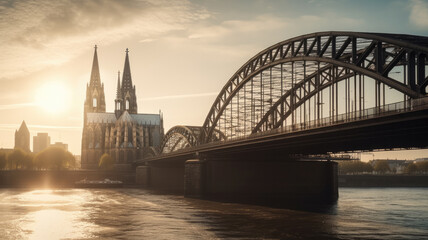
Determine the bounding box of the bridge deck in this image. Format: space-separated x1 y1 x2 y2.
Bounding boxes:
137 104 428 164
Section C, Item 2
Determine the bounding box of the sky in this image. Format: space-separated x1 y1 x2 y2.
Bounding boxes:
0 0 427 160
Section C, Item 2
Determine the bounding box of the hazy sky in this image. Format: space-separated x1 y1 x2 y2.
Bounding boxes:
0 0 427 160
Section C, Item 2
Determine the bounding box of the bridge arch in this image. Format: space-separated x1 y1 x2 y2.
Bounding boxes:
159 126 203 154
201 31 428 142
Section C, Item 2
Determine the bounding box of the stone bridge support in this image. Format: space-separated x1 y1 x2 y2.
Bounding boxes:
136 162 184 193
138 158 338 206
184 158 338 206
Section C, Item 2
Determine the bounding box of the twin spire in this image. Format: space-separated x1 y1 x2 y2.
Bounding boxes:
88 45 138 117
90 46 133 91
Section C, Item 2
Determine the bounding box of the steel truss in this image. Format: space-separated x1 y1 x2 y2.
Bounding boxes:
200 31 428 143
160 126 227 154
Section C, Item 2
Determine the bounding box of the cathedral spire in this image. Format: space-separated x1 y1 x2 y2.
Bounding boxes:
116 71 121 99
89 45 101 87
122 48 133 90
84 44 106 121
119 48 138 114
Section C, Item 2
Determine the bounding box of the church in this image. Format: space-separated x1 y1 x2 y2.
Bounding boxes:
81 46 164 169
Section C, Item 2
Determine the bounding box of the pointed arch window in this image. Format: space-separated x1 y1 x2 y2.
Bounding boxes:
93 98 97 107
126 100 130 110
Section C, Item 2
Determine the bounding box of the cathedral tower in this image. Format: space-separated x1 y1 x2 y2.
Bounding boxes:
115 48 138 116
84 45 106 124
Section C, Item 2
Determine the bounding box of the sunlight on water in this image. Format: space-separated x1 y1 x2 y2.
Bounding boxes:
0 188 427 239
25 209 83 239
0 189 97 240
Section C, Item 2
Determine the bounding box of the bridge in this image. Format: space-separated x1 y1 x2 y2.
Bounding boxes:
135 31 428 206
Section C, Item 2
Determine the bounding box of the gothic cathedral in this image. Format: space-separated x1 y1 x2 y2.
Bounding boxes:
81 46 164 169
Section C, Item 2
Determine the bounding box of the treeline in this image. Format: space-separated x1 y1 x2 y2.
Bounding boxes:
338 160 428 175
405 161 428 174
0 147 75 170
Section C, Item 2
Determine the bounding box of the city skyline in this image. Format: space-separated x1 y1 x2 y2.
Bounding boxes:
0 0 428 161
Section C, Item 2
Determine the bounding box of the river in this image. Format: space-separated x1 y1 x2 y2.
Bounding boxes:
0 188 427 239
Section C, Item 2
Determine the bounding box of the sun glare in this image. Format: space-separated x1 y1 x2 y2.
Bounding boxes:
35 82 71 114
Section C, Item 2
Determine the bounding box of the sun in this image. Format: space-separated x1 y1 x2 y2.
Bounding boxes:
35 82 71 114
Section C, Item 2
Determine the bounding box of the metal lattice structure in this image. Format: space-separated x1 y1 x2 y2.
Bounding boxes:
160 126 203 154
200 31 428 143
157 31 428 155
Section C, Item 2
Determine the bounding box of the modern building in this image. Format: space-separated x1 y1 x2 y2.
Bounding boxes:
33 133 51 153
81 46 164 169
14 121 30 152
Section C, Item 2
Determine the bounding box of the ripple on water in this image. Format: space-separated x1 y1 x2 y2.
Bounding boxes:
0 188 427 239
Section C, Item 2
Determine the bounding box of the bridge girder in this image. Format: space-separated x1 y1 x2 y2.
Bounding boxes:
201 31 428 143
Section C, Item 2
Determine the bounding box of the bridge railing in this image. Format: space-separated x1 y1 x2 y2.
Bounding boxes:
200 98 428 147
247 98 427 139
156 98 427 156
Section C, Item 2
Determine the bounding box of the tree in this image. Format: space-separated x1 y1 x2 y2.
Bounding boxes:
338 161 373 174
404 163 418 174
0 152 6 170
7 149 28 170
415 161 428 173
34 147 75 170
373 161 390 174
99 153 115 170
21 152 34 169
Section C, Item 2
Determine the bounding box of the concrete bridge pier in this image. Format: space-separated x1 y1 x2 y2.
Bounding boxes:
136 162 184 193
137 158 338 206
184 158 338 206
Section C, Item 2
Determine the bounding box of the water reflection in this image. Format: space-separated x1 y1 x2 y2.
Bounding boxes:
0 188 427 239
1 189 97 239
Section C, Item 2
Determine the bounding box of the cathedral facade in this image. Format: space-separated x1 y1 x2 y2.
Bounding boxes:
81 46 164 169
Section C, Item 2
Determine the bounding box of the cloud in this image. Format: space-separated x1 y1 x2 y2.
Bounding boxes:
187 14 287 40
140 92 218 101
139 38 156 43
0 0 210 78
28 124 81 130
0 123 80 131
409 0 428 28
0 102 36 110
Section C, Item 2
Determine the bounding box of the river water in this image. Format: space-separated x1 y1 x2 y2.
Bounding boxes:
0 188 427 239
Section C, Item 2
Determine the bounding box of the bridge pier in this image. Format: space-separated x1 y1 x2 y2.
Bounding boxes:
137 158 338 206
184 159 205 197
136 163 184 193
185 158 338 206
136 166 150 187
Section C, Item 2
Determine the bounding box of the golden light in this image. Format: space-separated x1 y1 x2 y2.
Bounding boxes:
35 82 71 114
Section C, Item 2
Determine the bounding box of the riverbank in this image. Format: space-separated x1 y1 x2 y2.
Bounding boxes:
1 170 428 188
339 174 428 187
0 170 135 188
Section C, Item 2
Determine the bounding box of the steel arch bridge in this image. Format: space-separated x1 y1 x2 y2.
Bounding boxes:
160 126 202 154
159 126 226 154
159 31 428 155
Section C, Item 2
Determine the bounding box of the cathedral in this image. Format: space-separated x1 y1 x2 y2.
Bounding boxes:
81 46 164 169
